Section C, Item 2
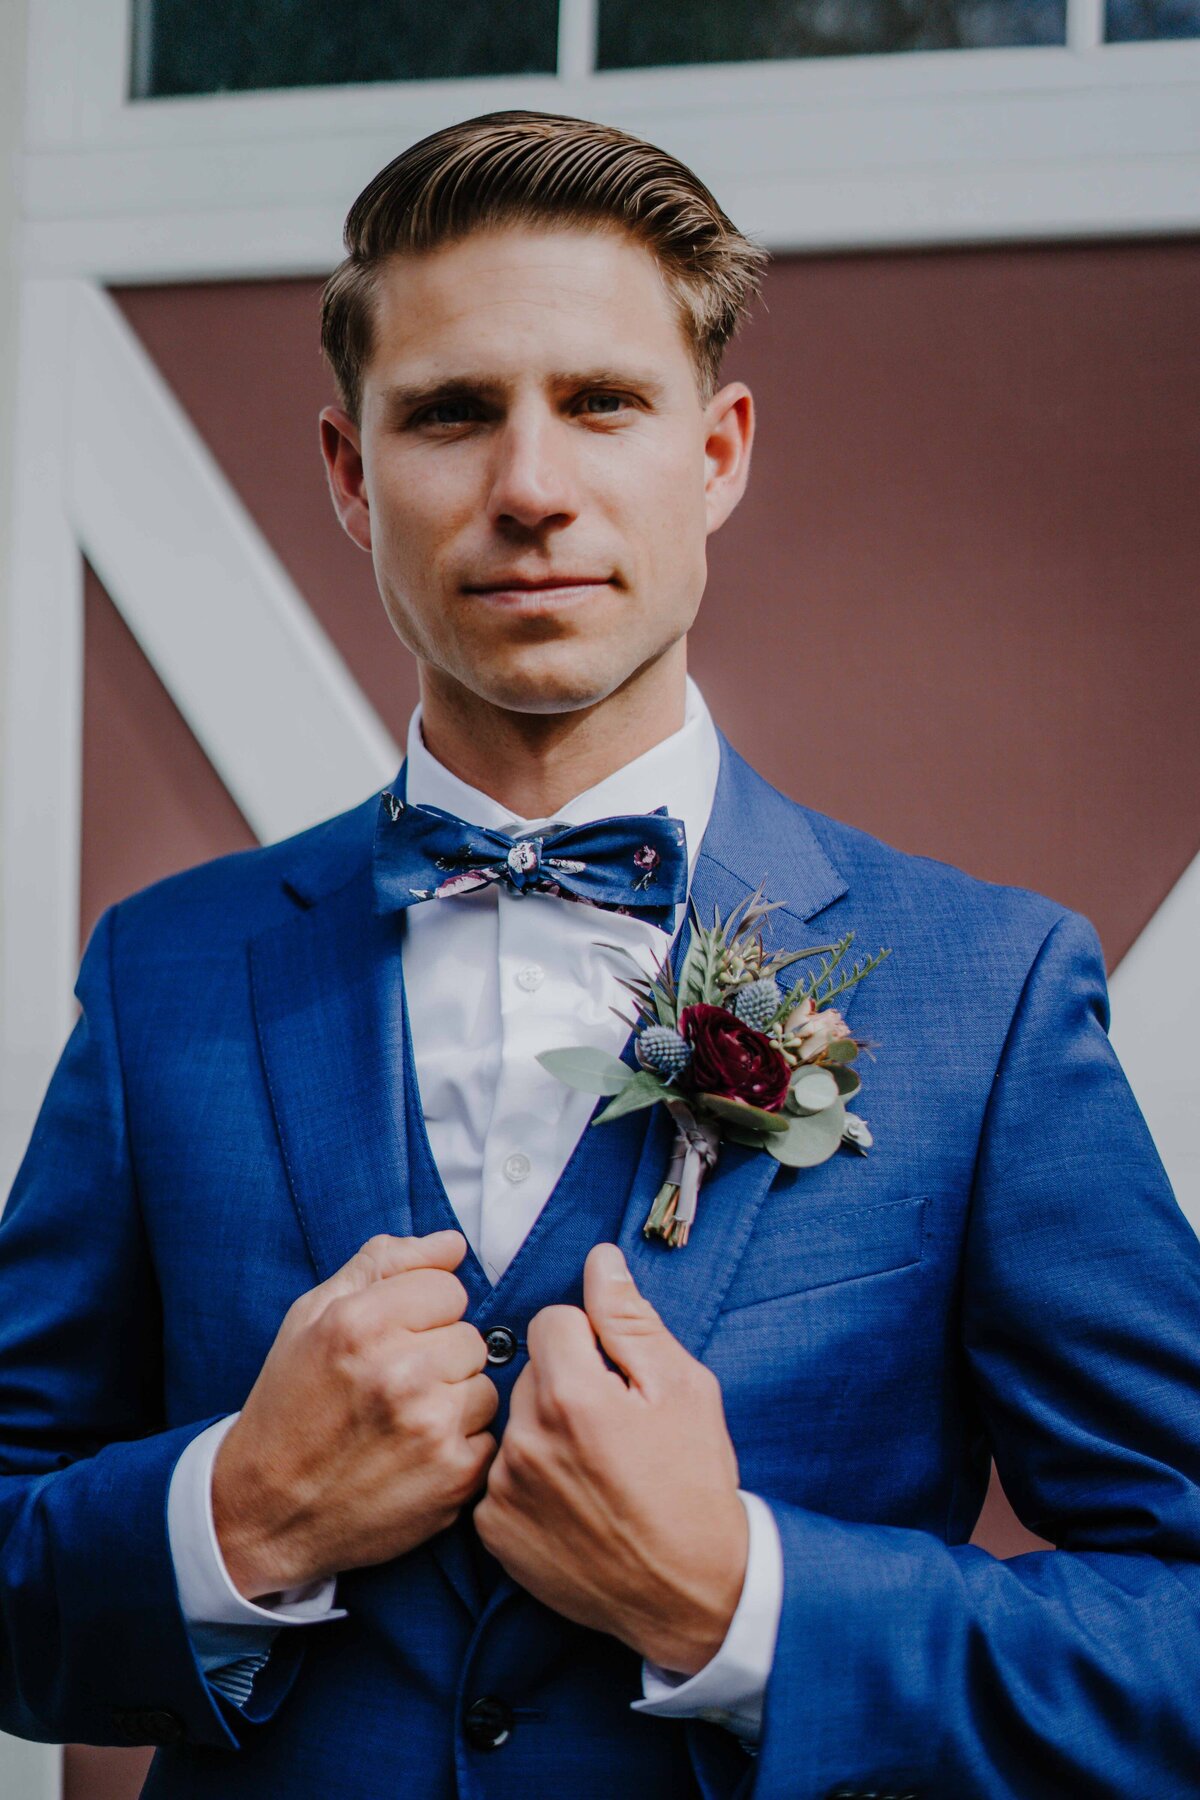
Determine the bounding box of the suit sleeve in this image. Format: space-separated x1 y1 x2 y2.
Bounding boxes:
0 904 308 1750
746 907 1200 1800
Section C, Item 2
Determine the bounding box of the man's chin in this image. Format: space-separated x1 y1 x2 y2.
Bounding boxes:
459 657 628 718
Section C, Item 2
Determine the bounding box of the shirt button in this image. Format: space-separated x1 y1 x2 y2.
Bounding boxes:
502 1151 532 1184
515 963 544 991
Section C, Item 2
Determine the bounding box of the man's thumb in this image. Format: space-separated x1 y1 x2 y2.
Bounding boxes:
582 1242 673 1386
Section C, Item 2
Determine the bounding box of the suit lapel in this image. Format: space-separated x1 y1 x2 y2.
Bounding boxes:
250 854 414 1287
613 729 857 1359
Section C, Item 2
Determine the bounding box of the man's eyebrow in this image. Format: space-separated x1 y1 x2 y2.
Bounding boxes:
380 368 668 417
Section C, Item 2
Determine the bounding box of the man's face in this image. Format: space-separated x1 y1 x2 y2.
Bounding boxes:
320 223 753 717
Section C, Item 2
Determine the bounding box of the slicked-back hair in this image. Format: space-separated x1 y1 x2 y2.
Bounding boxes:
320 109 769 422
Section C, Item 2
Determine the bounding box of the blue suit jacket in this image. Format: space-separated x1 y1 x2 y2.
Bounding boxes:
1 729 1198 1799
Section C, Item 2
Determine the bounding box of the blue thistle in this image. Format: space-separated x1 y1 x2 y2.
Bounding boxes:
731 976 782 1031
636 1025 692 1080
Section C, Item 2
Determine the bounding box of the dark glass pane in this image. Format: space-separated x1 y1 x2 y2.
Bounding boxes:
1106 0 1200 38
130 0 558 98
597 0 1067 69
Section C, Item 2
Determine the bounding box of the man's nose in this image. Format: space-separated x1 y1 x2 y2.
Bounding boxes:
486 414 578 532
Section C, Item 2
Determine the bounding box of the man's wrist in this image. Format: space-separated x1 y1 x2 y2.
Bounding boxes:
637 1489 749 1675
632 1491 784 1742
168 1414 346 1641
211 1414 305 1602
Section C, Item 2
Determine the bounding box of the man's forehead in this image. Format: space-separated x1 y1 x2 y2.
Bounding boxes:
366 226 682 344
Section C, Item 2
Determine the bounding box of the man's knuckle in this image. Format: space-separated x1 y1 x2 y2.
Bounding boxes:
499 1420 538 1476
411 1268 468 1320
317 1295 364 1361
453 1321 489 1371
539 1374 589 1428
618 1308 661 1339
407 1390 452 1445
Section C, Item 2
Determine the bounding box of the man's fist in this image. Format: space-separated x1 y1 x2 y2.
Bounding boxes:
473 1242 747 1674
213 1229 498 1599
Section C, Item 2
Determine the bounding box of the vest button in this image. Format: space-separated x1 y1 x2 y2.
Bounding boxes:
464 1694 515 1750
484 1325 519 1365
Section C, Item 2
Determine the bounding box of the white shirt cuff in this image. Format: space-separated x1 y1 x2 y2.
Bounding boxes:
630 1490 783 1746
167 1411 348 1658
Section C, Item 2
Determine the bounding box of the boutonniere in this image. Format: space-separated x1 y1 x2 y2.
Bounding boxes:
537 884 891 1247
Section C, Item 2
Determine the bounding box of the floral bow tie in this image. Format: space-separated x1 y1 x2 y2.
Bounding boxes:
372 792 689 930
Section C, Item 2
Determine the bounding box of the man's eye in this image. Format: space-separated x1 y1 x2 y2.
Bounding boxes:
579 392 629 416
415 400 477 426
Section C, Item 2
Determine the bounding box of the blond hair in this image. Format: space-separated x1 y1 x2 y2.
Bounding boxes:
320 109 769 421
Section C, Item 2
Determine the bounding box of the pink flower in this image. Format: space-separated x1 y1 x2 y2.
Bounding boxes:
788 998 852 1063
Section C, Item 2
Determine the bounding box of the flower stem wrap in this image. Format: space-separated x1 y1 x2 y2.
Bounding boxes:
643 1099 722 1248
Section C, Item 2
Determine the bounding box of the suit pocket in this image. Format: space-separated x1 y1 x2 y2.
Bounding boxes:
719 1193 929 1313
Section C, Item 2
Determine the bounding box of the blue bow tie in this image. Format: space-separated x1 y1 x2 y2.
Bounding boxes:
373 791 689 930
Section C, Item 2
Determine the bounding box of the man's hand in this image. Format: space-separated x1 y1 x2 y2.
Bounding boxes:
212 1229 498 1600
473 1242 748 1676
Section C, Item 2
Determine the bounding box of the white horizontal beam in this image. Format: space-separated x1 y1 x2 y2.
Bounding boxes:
21 149 1200 283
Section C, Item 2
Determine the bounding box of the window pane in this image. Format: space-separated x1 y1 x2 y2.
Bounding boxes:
597 0 1067 70
1106 0 1200 38
130 0 558 98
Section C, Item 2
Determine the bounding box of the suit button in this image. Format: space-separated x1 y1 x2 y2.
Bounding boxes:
484 1325 518 1366
110 1707 185 1745
464 1694 515 1750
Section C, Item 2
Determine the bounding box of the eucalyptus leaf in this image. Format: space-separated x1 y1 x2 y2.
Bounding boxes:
767 1099 846 1167
831 1063 862 1101
822 1038 859 1066
592 1070 672 1124
720 1124 769 1149
536 1046 634 1095
698 1092 791 1134
788 1066 840 1114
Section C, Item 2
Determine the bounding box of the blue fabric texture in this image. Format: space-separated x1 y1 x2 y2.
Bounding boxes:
373 791 689 928
0 726 1198 1797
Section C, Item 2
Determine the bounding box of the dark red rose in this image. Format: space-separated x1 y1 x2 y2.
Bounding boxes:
678 1003 791 1112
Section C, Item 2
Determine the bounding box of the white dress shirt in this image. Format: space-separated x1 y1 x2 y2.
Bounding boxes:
167 674 784 1745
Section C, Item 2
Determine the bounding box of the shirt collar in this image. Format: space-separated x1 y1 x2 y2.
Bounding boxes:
403 673 720 878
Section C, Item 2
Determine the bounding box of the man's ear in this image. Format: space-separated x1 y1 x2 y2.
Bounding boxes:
702 381 754 539
319 404 372 552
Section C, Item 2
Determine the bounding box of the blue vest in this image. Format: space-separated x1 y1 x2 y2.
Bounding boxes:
391 930 707 1794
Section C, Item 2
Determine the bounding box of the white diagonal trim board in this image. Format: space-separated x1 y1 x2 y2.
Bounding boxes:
1109 851 1200 1238
67 283 399 843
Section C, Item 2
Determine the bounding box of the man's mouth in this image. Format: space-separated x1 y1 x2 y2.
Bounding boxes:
462 575 615 607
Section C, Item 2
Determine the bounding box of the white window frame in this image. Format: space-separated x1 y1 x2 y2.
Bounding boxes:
18 0 1200 282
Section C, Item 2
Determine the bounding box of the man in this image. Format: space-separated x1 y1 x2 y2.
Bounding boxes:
1 109 1197 1800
